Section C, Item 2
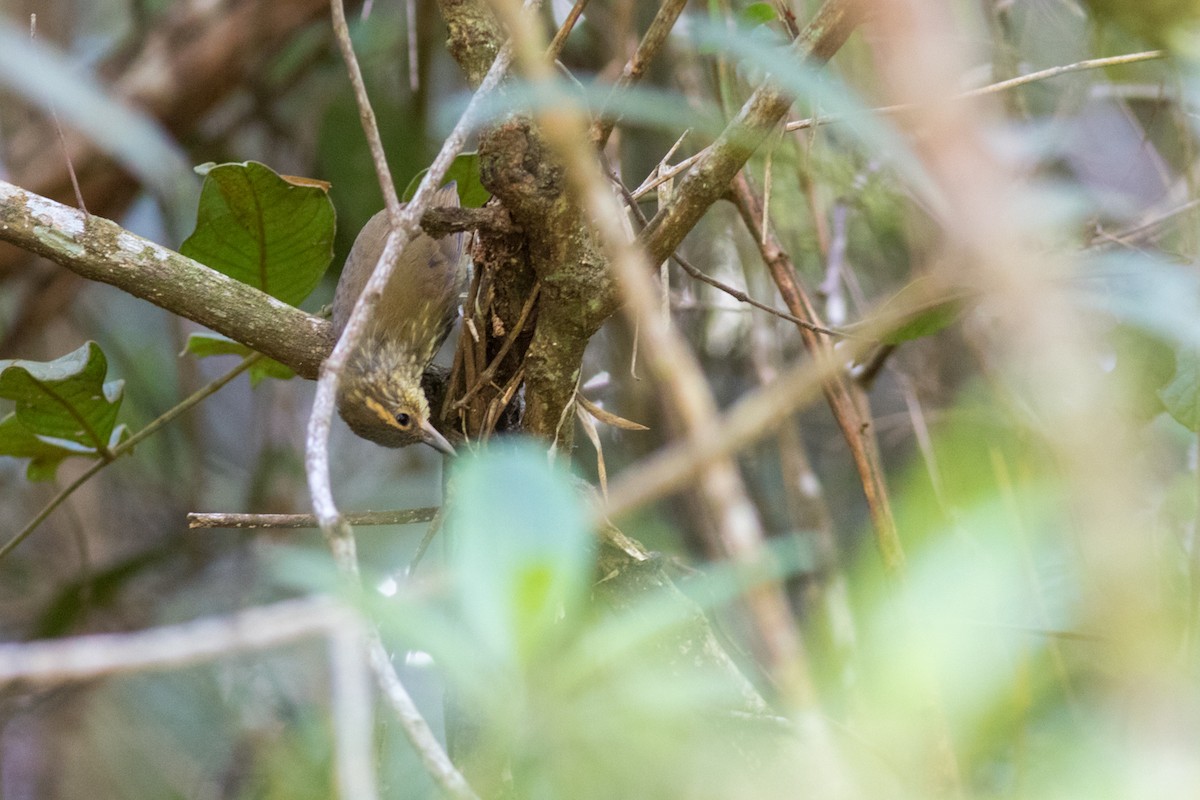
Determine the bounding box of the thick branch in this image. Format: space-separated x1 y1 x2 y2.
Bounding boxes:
0 181 331 378
438 0 505 87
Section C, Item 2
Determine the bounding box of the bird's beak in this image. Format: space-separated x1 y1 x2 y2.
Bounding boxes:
420 419 457 456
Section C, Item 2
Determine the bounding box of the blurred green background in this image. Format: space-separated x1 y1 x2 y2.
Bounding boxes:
3 0 1200 797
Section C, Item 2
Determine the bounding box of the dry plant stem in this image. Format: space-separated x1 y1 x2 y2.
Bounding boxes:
187 508 440 529
489 0 819 711
730 173 904 574
1 353 261 560
0 182 331 378
638 0 861 266
331 0 401 222
592 0 689 147
408 509 445 573
451 282 541 410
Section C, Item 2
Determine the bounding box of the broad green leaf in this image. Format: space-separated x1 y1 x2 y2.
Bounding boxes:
0 341 123 451
180 161 335 306
0 412 77 481
403 153 490 208
445 442 593 667
1161 346 1200 431
184 333 295 387
739 2 777 26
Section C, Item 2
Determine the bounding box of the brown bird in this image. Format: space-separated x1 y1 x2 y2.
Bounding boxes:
333 183 467 455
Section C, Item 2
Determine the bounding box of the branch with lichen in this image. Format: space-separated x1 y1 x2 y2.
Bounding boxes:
0 180 508 379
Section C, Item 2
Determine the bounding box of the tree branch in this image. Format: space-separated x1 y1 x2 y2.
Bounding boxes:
0 180 331 378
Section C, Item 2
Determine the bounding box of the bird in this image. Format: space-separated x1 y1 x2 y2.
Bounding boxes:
332 183 467 456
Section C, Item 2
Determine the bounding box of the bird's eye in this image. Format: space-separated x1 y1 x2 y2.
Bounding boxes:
394 412 412 429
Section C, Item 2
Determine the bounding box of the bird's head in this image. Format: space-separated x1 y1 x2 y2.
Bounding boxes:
336 339 456 455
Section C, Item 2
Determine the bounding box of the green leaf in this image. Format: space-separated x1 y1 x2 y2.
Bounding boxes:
877 278 966 345
1161 346 1200 431
403 153 491 208
1110 324 1176 421
0 413 75 481
0 341 123 451
445 442 593 667
740 2 777 26
180 161 336 306
0 342 127 480
184 333 294 387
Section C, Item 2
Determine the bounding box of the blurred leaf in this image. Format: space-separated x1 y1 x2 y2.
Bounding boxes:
1080 252 1200 350
739 2 777 25
693 22 946 213
403 152 491 208
184 333 294 387
445 441 593 667
443 79 727 144
1161 345 1200 430
1082 0 1200 49
0 342 128 479
180 161 335 306
1110 324 1176 420
876 278 966 344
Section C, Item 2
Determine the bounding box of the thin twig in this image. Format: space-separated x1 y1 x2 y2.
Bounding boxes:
451 282 541 411
328 624 379 800
1 353 261 560
407 508 445 574
30 14 88 214
610 169 846 337
188 508 439 529
782 49 1166 132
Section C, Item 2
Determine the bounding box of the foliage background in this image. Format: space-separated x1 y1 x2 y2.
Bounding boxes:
2 0 1200 798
